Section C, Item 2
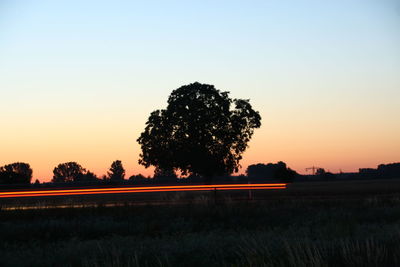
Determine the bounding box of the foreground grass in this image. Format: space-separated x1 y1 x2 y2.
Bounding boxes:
1 194 400 266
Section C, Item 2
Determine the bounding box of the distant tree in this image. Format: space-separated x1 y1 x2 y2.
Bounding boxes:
137 82 261 180
52 162 87 183
246 161 298 182
273 162 298 182
0 162 33 184
107 160 125 181
128 174 146 183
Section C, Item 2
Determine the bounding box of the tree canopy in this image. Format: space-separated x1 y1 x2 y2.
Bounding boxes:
137 82 261 178
246 161 298 182
52 162 97 183
0 162 32 184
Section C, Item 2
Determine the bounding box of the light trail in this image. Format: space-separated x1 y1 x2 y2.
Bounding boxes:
0 183 287 195
0 183 286 198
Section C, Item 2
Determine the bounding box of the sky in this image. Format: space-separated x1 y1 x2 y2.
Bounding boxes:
0 0 399 181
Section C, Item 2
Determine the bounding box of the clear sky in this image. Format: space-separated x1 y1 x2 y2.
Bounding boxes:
1 0 399 181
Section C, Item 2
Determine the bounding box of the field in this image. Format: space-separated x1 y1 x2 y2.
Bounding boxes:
1 179 400 266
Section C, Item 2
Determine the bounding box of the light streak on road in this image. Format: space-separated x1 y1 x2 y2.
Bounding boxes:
0 184 286 198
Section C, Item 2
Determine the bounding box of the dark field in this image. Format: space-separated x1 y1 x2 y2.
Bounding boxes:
1 179 400 266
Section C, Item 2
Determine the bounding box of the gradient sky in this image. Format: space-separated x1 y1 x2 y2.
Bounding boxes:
1 0 399 181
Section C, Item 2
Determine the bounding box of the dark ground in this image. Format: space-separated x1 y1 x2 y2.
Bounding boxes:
1 179 400 266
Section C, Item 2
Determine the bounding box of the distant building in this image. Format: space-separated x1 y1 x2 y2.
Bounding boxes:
377 163 400 178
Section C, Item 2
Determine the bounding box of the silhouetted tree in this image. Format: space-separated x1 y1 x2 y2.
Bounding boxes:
107 160 125 181
0 162 32 184
273 162 298 182
246 161 297 182
128 174 146 183
137 82 261 180
52 162 87 183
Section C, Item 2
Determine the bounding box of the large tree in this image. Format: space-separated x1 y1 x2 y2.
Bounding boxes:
137 82 261 178
0 162 33 184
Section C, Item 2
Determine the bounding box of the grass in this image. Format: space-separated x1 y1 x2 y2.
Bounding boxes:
1 180 400 266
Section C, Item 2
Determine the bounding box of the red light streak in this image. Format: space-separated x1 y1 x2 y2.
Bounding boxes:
0 184 286 198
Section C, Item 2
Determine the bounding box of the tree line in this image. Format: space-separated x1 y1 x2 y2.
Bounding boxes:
2 160 399 186
0 160 297 185
0 160 126 185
